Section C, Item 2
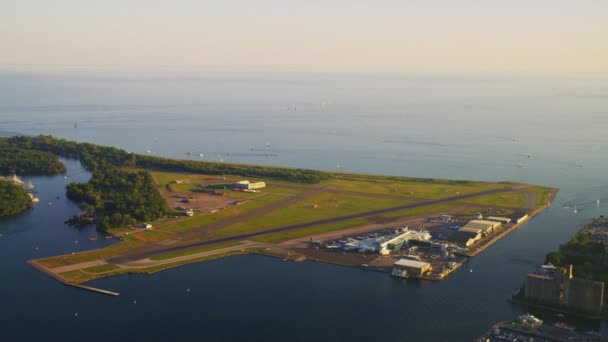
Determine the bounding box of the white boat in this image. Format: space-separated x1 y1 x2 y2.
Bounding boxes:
391 268 409 278
517 313 542 324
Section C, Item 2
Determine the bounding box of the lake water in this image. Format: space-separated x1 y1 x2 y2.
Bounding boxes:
1 71 607 341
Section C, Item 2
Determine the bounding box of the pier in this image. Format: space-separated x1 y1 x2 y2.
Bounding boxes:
66 283 120 296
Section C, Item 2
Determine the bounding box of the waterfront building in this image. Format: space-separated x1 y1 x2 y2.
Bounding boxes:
392 259 431 277
524 264 605 315
524 274 562 306
564 277 604 315
486 216 511 224
460 220 501 235
448 230 481 247
515 214 529 224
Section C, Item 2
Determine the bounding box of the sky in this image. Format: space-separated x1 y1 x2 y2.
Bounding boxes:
1 1 607 75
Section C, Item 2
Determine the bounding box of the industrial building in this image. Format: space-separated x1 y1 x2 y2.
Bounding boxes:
525 274 562 306
524 264 605 315
486 216 511 224
460 220 501 235
392 259 431 278
234 180 266 190
379 229 431 255
565 277 604 315
449 230 481 247
459 227 483 235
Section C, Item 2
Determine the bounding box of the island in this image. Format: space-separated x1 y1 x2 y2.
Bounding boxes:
0 178 35 217
4 135 556 295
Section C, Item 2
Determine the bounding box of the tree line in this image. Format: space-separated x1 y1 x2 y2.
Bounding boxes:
1 135 331 230
0 140 66 176
0 180 32 217
5 135 331 183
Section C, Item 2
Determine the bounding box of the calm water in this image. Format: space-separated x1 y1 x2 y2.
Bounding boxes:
1 71 607 341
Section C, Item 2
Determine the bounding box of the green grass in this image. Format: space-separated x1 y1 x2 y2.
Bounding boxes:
377 203 460 219
60 270 92 283
461 192 527 208
320 177 508 200
215 192 403 237
158 193 286 233
150 241 242 260
252 218 370 243
531 186 553 207
39 238 148 267
263 185 307 195
82 263 121 273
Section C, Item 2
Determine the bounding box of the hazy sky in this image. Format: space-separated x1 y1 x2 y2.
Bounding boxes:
2 1 607 74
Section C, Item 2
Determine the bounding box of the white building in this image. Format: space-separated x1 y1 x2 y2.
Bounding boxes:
486 216 511 224
234 180 266 190
460 220 501 235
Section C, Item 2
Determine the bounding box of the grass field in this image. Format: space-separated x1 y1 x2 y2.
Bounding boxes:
215 192 404 237
460 191 527 208
321 177 509 199
83 263 121 273
252 218 370 243
377 203 462 219
158 193 286 233
150 241 242 260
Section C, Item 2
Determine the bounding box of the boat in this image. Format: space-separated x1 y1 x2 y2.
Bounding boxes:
517 313 542 324
105 235 113 240
88 237 98 241
391 268 409 278
553 322 576 331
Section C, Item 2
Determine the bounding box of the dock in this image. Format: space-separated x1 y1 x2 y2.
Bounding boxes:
66 283 120 296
